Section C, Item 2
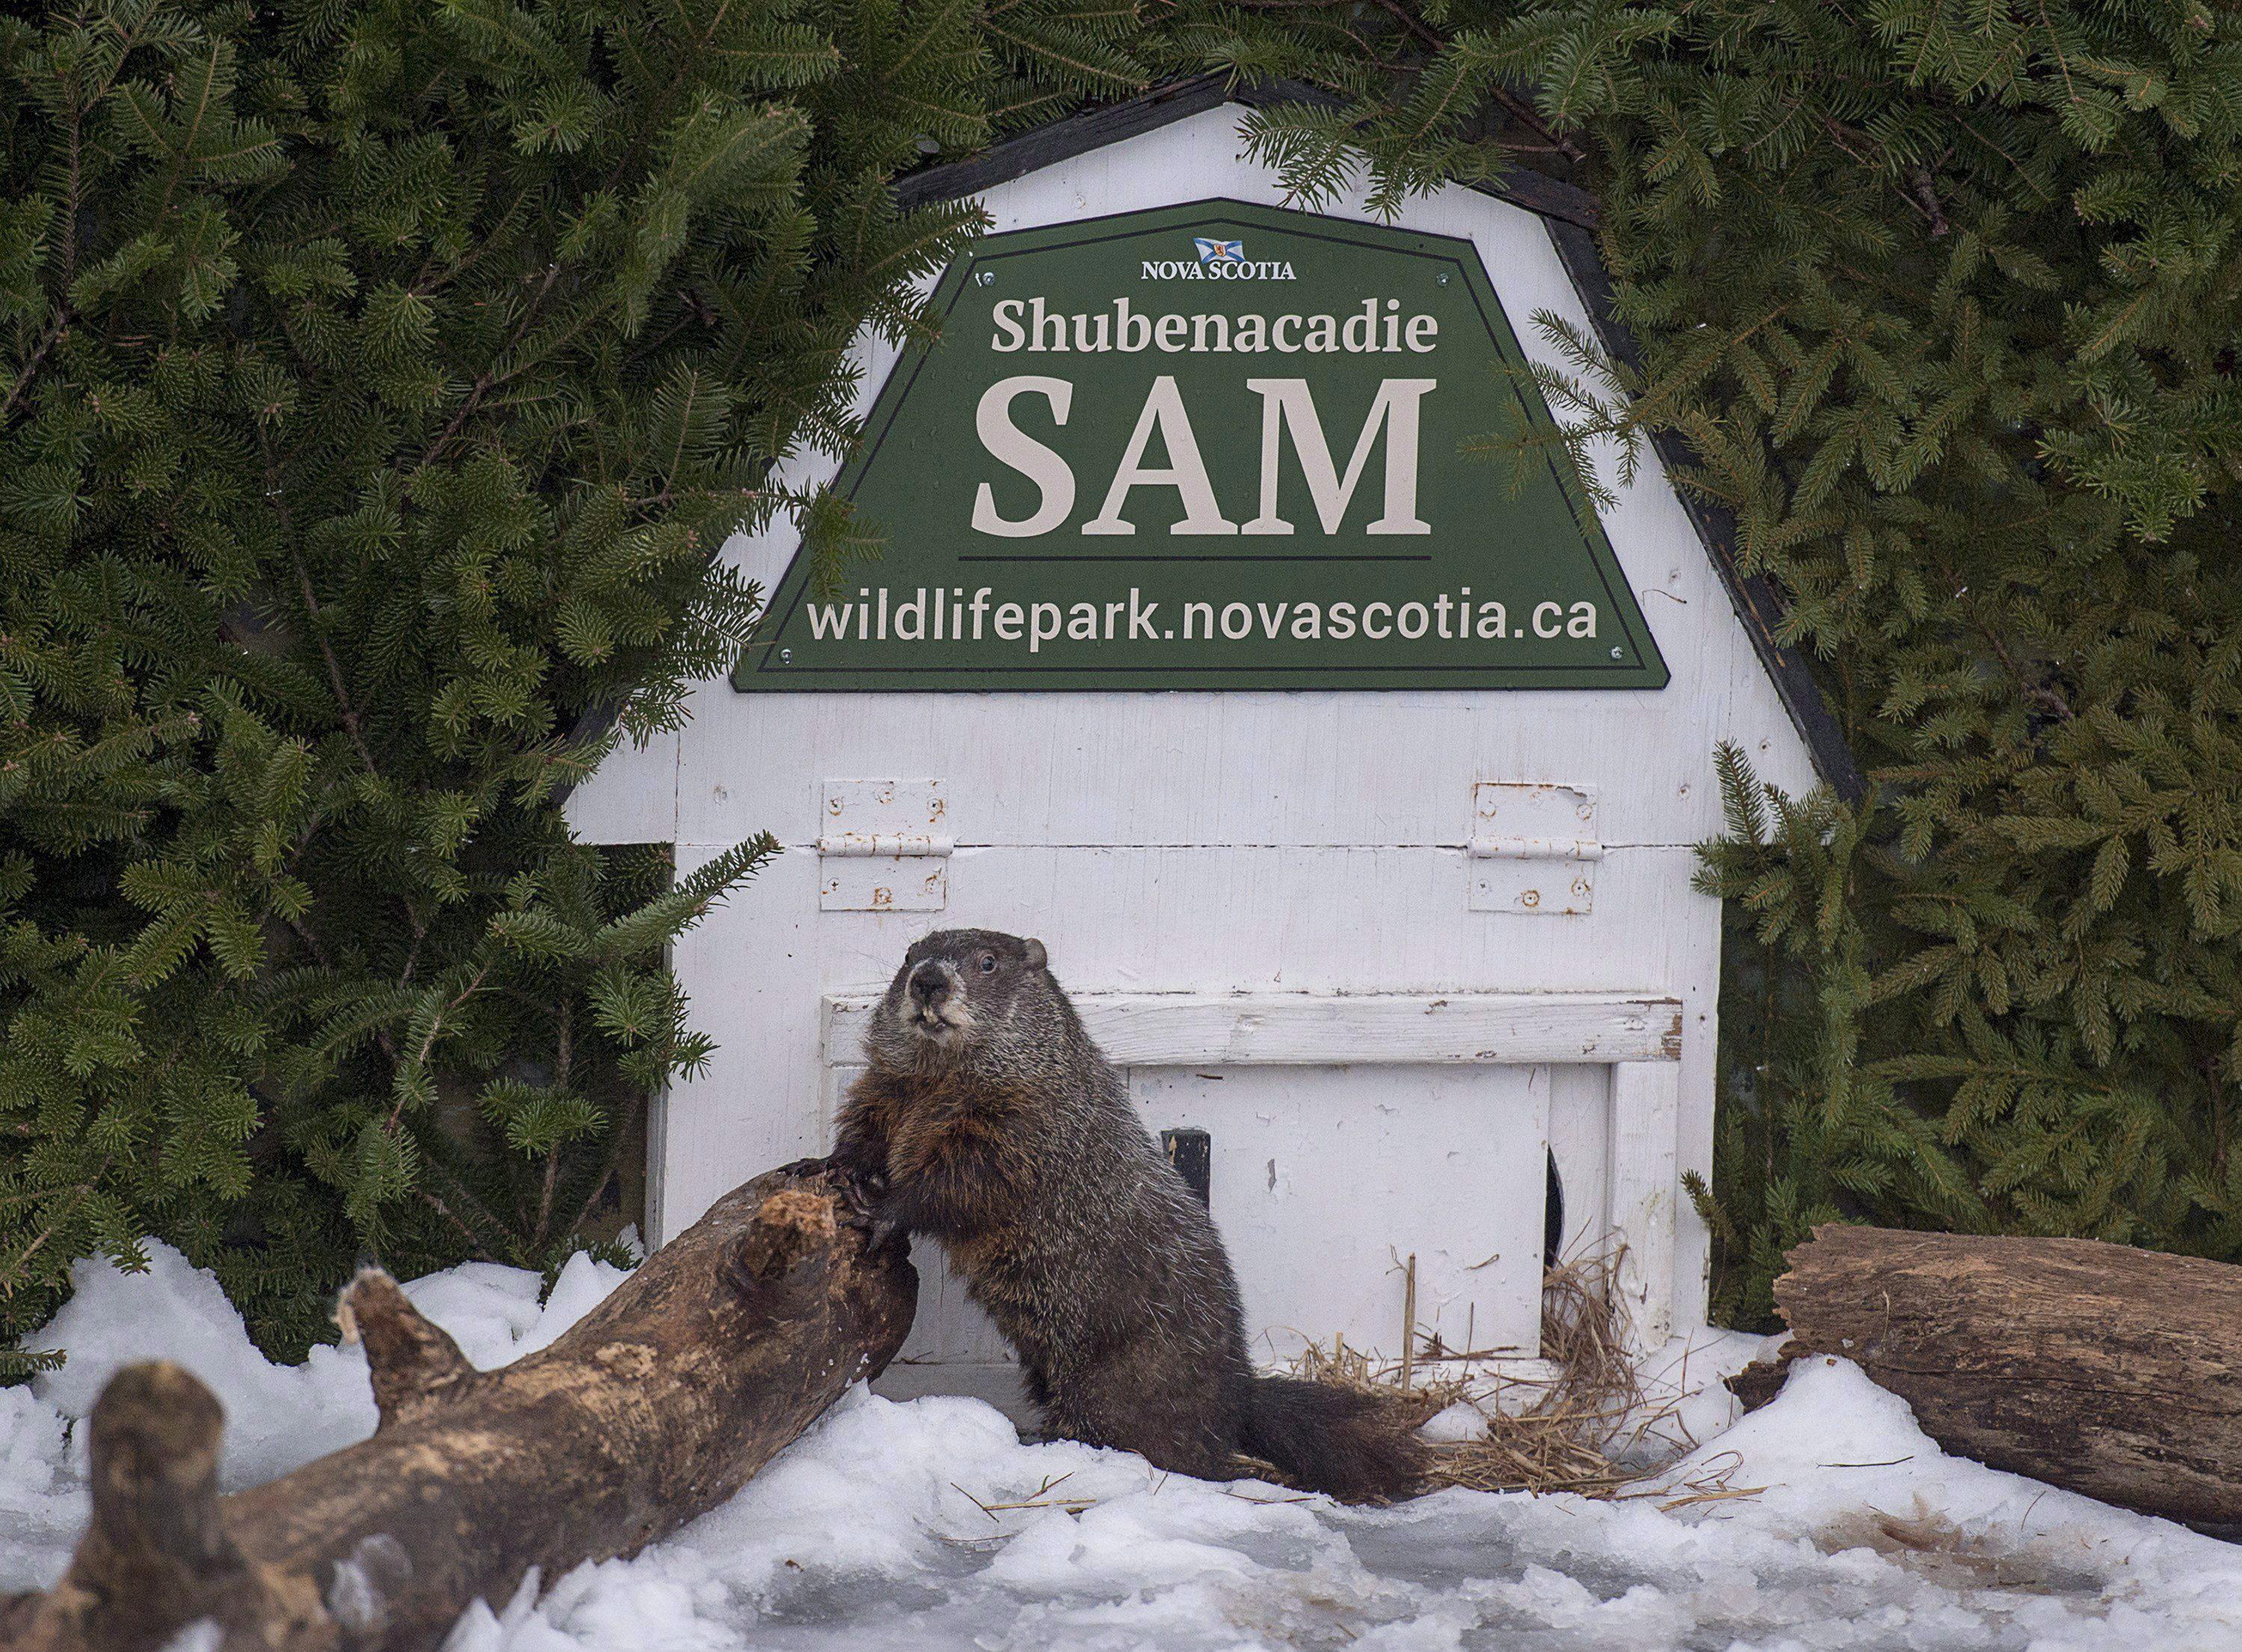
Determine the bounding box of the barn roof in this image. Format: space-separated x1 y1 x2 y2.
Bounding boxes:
894 75 1864 801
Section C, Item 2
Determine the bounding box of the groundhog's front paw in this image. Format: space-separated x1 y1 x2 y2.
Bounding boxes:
836 1165 888 1222
775 1155 834 1182
836 1175 910 1254
863 1202 908 1254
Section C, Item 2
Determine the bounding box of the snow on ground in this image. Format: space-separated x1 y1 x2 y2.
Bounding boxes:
6 1245 2241 1651
0 1243 634 1586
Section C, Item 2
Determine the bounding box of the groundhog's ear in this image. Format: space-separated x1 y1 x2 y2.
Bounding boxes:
1022 937 1047 972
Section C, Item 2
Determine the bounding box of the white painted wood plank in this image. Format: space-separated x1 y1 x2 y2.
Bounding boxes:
1608 1059 1682 1352
562 727 679 844
872 1360 1029 1427
1545 1064 1611 1263
824 990 1680 1069
1130 1064 1550 1360
899 1236 1016 1365
660 691 1797 854
819 1063 859 1148
1673 986 1721 1331
938 842 1704 995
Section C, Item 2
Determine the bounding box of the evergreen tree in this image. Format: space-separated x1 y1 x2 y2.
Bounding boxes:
0 0 1139 1362
1168 1 2242 1319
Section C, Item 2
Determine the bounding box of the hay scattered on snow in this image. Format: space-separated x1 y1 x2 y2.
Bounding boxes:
1281 1248 1743 1502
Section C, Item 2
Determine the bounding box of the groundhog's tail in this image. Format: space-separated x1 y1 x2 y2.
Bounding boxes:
1239 1375 1426 1503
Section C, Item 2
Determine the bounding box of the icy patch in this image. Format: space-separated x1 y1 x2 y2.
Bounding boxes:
7 1245 2242 1650
451 1367 2242 1652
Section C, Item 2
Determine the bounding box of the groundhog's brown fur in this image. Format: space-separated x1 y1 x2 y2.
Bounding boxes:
831 928 1423 1502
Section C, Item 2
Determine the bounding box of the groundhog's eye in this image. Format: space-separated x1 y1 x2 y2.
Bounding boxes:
978 952 997 974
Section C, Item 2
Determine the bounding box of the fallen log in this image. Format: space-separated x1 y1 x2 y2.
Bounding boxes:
1 1163 917 1651
1730 1224 2242 1528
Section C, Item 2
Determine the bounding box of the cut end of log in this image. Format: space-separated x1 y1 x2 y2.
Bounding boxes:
737 1190 839 1283
88 1362 228 1568
337 1268 476 1428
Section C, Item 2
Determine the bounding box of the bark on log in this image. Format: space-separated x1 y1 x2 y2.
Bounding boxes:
0 1163 916 1652
1736 1224 2242 1528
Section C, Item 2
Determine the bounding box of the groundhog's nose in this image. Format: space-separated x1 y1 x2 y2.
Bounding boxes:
908 961 950 1009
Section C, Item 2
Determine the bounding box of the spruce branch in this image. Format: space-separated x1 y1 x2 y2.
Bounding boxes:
0 314 70 423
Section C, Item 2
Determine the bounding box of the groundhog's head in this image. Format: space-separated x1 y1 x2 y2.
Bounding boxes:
864 928 1053 1066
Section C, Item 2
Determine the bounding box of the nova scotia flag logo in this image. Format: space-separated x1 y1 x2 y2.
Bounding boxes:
1139 238 1291 280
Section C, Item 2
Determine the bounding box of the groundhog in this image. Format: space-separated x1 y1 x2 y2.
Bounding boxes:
831 928 1423 1502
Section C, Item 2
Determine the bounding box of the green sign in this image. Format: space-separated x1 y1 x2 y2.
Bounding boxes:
738 200 1668 691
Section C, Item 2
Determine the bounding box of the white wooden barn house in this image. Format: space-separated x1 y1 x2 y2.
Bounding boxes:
565 78 1857 1396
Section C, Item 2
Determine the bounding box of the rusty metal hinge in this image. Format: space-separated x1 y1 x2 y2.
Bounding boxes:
819 780 949 911
1469 783 1601 915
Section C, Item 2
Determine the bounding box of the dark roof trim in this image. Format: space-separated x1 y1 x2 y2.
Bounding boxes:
895 78 1864 801
899 74 1601 232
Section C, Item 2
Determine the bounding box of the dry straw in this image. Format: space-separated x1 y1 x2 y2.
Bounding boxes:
1283 1247 1725 1501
